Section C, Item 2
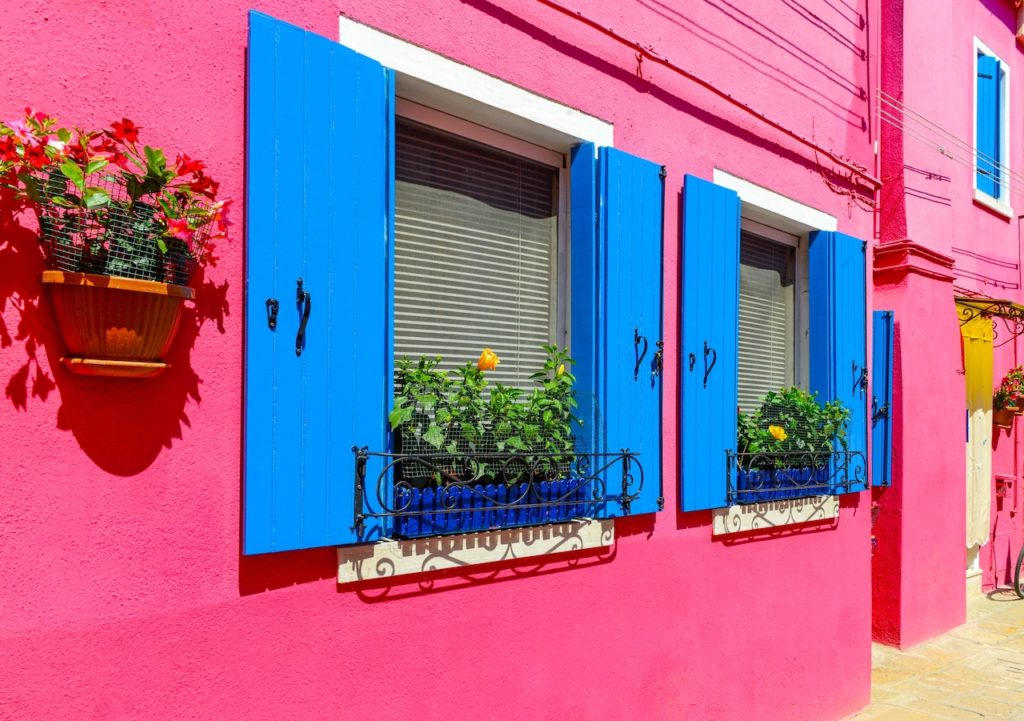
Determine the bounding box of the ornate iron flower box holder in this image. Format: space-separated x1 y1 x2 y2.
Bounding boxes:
353 448 643 540
726 450 866 504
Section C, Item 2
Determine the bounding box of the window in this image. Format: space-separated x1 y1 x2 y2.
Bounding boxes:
737 223 808 414
680 173 868 512
974 39 1010 215
393 114 563 389
241 12 666 555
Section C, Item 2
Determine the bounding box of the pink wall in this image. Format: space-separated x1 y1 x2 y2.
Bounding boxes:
874 0 1024 645
0 2 876 719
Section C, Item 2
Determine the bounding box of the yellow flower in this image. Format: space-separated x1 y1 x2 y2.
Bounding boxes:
768 425 787 442
477 348 500 371
556 363 566 377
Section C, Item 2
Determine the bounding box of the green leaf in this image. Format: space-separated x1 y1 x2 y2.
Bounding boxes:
57 128 71 143
82 187 111 209
144 145 166 175
85 159 109 176
50 194 76 207
388 404 414 430
156 237 168 254
423 425 444 449
59 161 85 192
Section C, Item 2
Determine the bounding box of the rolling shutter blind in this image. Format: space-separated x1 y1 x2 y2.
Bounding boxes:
737 233 795 414
393 120 558 388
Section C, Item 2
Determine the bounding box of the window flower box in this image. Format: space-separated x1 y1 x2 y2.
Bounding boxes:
0 110 230 376
393 479 589 538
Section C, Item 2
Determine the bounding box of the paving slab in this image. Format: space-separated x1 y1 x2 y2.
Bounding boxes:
844 589 1024 720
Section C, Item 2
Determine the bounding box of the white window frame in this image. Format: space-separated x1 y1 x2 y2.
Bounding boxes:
973 37 1012 218
337 16 617 579
712 169 841 525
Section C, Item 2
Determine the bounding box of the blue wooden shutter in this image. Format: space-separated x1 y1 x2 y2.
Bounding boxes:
596 147 665 516
977 54 1001 198
809 231 867 494
680 175 740 511
570 144 600 459
872 310 895 487
244 11 393 554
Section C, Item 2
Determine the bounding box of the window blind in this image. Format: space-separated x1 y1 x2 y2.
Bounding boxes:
394 119 558 389
737 233 795 414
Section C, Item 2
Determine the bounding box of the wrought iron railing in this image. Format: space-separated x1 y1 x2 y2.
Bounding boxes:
352 447 644 539
725 449 867 504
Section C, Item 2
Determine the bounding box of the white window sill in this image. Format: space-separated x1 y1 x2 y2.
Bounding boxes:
711 495 839 536
337 519 614 583
973 189 1014 219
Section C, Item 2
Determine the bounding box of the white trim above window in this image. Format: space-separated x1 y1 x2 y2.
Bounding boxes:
973 37 1012 213
339 15 614 151
712 169 838 233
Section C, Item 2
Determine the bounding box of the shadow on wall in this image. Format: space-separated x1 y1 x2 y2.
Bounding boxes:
343 542 617 604
0 195 230 476
238 513 656 598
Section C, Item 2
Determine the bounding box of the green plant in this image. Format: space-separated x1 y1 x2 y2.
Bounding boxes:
389 346 581 484
994 366 1024 410
737 387 850 469
0 109 229 283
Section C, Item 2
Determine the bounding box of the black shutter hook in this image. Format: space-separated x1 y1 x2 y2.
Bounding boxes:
295 278 312 357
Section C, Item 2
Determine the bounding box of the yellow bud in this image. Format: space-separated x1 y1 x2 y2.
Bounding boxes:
477 348 500 371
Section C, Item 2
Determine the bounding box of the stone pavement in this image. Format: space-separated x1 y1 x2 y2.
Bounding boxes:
845 588 1024 720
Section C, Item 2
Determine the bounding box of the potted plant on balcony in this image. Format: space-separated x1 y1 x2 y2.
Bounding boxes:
387 346 586 537
993 366 1024 428
735 388 851 503
0 109 230 377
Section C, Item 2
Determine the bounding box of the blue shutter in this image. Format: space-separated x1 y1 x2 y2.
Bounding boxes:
244 11 393 554
595 147 665 516
977 54 1000 198
872 310 895 488
570 144 600 458
809 231 867 494
680 175 740 511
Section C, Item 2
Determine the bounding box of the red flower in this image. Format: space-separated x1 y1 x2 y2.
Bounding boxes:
23 143 49 169
0 137 17 162
175 153 205 176
24 107 49 124
189 174 219 199
95 138 128 169
163 216 193 242
212 200 232 232
110 118 140 143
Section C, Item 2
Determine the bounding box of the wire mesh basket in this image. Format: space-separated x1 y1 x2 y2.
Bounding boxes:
33 170 213 285
396 418 575 487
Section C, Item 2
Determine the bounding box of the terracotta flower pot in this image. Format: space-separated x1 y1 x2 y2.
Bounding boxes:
994 407 1015 429
42 270 194 378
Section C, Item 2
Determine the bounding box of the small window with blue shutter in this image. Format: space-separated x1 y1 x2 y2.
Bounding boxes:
680 175 868 511
242 12 666 556
975 40 1009 208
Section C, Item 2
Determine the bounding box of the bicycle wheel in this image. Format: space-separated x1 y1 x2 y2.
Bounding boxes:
1014 543 1024 599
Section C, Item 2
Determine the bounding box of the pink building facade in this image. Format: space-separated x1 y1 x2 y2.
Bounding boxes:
873 0 1024 649
0 2 898 720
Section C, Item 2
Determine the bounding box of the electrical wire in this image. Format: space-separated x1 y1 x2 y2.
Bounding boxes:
878 106 1024 202
878 89 1024 193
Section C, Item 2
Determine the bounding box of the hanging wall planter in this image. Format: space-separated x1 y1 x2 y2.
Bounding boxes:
0 110 231 378
994 407 1015 429
42 271 193 377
